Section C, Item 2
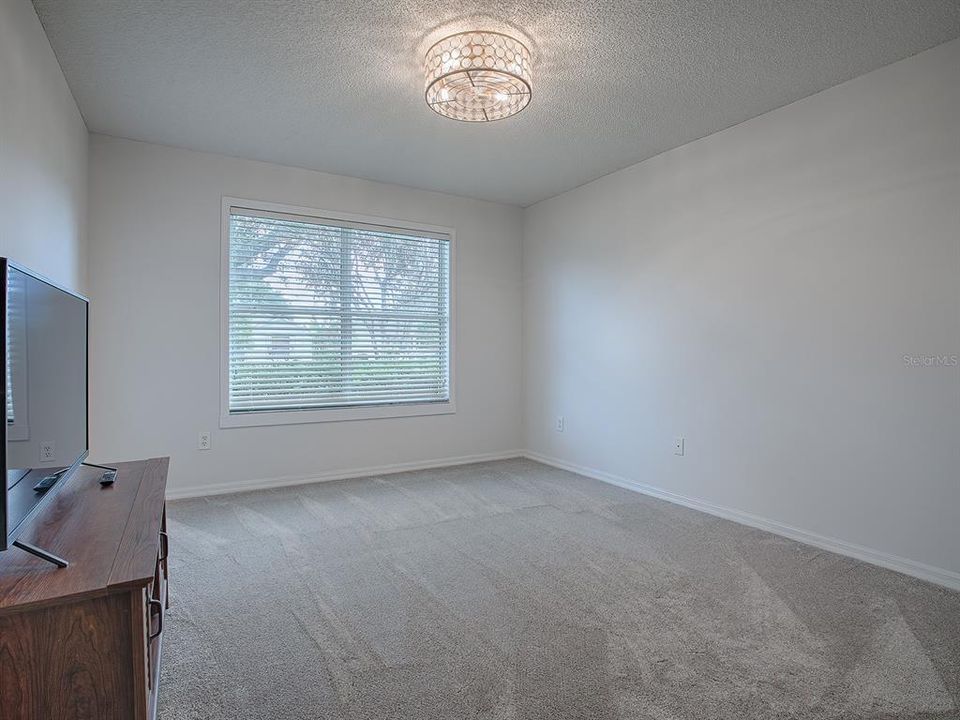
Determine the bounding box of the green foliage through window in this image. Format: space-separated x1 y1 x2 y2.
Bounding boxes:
228 209 450 413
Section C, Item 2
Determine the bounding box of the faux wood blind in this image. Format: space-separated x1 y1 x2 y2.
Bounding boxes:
227 208 450 413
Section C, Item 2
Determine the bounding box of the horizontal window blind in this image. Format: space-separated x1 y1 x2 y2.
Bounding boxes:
228 208 450 414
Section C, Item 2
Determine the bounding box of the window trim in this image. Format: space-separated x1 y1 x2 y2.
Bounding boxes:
219 196 457 428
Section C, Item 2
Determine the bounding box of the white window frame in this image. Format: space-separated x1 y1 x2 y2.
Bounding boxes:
220 196 457 428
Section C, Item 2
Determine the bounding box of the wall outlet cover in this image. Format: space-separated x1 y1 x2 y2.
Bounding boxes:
674 437 685 456
39 440 56 462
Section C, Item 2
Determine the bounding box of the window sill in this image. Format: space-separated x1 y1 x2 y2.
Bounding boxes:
219 400 456 428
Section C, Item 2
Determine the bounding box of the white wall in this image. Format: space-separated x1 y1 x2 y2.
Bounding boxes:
0 0 88 292
87 135 523 495
523 40 960 581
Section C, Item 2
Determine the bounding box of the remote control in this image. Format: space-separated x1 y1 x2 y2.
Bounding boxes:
33 474 61 492
99 469 117 486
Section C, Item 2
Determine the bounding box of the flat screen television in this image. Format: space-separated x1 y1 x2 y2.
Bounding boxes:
1 258 88 554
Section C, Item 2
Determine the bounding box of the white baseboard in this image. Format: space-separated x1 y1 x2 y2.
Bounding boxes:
165 449 524 500
523 450 960 592
164 445 959 592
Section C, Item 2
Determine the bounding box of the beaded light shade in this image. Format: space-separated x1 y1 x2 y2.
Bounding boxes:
425 31 532 122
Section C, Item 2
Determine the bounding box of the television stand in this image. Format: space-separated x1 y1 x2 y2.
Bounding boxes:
0 458 170 720
10 462 123 569
11 538 69 567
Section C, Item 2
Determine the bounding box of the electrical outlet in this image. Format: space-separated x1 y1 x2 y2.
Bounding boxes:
198 431 211 450
673 437 685 456
39 440 56 463
555 416 565 432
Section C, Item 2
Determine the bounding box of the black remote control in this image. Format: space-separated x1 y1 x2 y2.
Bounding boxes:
99 470 117 486
33 474 61 492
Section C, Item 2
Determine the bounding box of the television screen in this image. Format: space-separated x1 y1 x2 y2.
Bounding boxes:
2 260 88 551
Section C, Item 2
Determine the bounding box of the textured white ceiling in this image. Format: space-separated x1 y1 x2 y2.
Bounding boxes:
33 1 960 206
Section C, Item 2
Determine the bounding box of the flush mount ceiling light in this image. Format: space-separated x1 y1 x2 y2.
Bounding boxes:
425 31 532 122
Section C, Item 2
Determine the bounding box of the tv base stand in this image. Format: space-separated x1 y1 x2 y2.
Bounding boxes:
11 538 69 567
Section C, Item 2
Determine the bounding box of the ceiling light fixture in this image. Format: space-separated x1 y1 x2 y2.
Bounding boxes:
425 31 532 122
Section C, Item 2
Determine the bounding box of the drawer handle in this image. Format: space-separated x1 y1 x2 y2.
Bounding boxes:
158 531 169 562
148 598 164 640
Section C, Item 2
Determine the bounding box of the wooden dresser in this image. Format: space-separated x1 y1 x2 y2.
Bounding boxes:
0 457 170 720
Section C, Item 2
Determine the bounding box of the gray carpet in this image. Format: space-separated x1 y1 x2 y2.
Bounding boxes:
159 459 960 719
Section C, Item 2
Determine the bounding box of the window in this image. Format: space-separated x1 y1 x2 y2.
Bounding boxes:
221 199 454 427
